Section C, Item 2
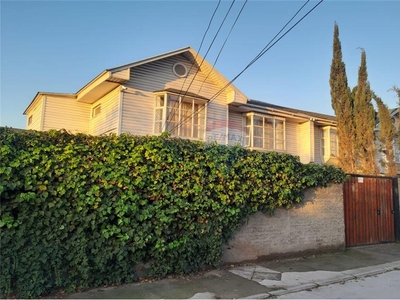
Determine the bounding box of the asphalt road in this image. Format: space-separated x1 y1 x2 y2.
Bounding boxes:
278 270 400 299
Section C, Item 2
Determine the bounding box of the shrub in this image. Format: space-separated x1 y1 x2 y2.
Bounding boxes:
0 128 347 298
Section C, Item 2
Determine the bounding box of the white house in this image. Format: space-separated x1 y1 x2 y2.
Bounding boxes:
23 46 338 165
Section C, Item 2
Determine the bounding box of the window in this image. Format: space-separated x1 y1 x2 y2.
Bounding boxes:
28 115 33 125
172 63 188 78
321 126 338 159
154 92 206 139
244 113 285 151
92 104 101 118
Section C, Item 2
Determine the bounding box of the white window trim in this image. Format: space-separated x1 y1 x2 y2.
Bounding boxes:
153 92 207 140
92 104 101 118
244 112 286 151
321 126 338 161
172 63 188 78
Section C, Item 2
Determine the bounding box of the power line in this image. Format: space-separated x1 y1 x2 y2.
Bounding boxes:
247 0 310 67
165 0 237 130
163 0 222 131
170 0 324 135
179 0 237 94
197 0 249 96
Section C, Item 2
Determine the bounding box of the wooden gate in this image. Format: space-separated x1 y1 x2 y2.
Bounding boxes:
343 176 395 247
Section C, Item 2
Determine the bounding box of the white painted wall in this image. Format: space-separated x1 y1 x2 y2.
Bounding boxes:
298 121 311 163
89 87 120 135
285 121 298 157
120 54 228 143
26 98 43 131
42 96 90 134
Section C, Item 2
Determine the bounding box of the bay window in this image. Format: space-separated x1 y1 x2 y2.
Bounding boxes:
245 113 285 151
321 126 338 160
154 92 206 139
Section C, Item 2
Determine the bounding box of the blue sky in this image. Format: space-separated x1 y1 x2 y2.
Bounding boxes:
1 0 399 129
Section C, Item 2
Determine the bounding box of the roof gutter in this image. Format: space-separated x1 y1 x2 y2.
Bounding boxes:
244 103 337 125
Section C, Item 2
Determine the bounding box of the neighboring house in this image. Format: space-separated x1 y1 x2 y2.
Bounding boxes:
375 107 400 175
23 46 338 165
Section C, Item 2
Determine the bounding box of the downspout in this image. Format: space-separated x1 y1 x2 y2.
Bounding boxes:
226 106 229 145
117 86 125 135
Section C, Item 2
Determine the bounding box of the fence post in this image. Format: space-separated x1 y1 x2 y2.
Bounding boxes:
393 178 400 241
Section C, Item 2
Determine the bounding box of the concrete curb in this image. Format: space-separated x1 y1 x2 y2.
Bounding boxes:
242 292 271 299
246 261 400 299
313 274 355 287
268 283 318 297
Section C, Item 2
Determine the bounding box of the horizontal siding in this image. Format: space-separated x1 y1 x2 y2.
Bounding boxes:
26 98 43 130
227 110 245 146
297 121 311 163
89 87 120 135
121 54 228 143
285 121 298 156
43 96 90 133
183 51 247 105
314 126 323 164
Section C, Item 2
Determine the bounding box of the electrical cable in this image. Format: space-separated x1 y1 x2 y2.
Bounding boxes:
170 0 324 135
197 0 248 96
165 0 237 132
162 0 222 131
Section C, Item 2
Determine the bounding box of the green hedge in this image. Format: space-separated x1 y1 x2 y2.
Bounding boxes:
0 128 347 298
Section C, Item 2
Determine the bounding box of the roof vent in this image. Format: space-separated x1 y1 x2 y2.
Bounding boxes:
172 63 188 78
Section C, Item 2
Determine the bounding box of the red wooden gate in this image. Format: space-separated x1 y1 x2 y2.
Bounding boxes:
343 176 395 247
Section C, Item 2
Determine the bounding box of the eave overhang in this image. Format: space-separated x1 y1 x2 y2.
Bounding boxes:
233 102 337 126
76 69 130 104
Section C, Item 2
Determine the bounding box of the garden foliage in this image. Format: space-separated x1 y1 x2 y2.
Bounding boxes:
0 128 347 298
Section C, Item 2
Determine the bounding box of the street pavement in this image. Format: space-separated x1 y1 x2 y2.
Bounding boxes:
65 243 400 299
278 270 400 299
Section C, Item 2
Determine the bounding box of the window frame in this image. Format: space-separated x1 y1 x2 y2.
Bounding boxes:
92 104 101 118
28 115 33 126
321 126 338 161
153 91 207 140
244 112 286 151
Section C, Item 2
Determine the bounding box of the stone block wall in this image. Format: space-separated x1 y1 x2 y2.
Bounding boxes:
221 184 345 263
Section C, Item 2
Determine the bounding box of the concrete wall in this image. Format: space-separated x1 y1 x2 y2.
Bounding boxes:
222 184 345 263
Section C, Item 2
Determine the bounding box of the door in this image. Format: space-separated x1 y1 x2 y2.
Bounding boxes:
343 176 395 247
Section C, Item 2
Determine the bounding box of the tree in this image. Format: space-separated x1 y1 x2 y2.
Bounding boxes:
353 49 379 175
373 92 397 176
329 23 355 173
392 85 400 100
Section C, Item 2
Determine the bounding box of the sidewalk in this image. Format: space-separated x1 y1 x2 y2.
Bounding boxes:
66 243 400 299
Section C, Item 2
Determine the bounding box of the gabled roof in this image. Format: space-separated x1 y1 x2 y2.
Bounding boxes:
24 46 248 113
108 46 192 73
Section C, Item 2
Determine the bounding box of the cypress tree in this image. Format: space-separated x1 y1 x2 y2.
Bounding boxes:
392 85 400 100
373 92 397 176
353 50 378 175
329 23 355 173
393 85 400 164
